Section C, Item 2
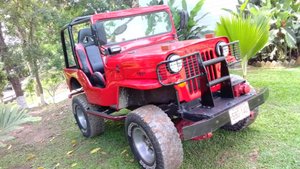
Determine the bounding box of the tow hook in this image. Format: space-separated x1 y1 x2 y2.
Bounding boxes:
192 132 213 141
250 111 255 120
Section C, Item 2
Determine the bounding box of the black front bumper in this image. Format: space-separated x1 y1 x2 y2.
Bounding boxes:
182 88 269 140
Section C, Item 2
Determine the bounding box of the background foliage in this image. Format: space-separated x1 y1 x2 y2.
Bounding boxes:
168 0 207 40
247 0 300 62
216 0 270 77
0 0 139 145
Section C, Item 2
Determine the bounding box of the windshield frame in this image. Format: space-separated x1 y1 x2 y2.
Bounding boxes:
93 10 174 46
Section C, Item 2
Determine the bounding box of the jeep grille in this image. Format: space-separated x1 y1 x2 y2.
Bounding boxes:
156 41 240 95
157 53 203 91
183 53 202 94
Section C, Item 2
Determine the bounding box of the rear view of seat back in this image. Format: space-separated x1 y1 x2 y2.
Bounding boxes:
85 45 104 73
75 28 106 87
76 28 104 74
75 43 92 77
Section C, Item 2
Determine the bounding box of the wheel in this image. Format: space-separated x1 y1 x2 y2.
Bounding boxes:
72 94 105 138
125 105 183 169
222 75 259 131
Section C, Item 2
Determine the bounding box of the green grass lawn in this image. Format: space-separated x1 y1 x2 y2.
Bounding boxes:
1 68 300 169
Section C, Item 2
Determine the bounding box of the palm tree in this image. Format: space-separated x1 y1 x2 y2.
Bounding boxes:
215 4 270 78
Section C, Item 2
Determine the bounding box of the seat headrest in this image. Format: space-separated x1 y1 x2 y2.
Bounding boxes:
78 28 94 46
91 22 107 46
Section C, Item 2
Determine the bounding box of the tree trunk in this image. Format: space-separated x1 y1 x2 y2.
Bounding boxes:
32 60 46 105
25 16 46 106
242 59 248 79
0 22 28 108
132 0 139 7
52 94 55 104
7 71 28 108
296 55 300 66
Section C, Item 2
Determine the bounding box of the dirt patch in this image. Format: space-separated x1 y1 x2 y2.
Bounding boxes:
217 152 233 166
11 123 54 144
9 100 71 147
8 164 32 169
249 148 259 163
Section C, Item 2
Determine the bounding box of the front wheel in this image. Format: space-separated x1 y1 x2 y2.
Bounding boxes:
125 105 183 169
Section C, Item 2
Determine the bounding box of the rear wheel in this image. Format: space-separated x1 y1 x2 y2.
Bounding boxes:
125 105 183 169
72 94 105 138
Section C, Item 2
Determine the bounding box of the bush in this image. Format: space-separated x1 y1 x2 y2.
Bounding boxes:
42 69 64 103
0 63 7 99
249 0 300 61
215 0 270 78
0 104 41 147
168 0 207 40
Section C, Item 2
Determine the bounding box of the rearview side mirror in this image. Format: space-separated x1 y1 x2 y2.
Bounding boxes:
113 24 128 35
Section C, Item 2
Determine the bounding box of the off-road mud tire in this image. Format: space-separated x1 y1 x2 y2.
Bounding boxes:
125 105 183 169
72 94 105 138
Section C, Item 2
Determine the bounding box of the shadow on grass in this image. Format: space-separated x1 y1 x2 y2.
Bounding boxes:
67 113 265 169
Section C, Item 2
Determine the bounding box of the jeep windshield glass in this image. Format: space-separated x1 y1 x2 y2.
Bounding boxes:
98 11 172 44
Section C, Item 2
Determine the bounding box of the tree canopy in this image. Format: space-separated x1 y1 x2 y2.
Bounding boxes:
0 0 142 107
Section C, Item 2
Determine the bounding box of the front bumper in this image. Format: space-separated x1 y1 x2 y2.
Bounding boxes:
182 88 269 140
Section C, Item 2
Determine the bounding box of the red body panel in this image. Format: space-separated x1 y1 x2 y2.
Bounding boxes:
64 5 232 109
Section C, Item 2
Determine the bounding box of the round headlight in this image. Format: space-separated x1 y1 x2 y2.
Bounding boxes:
216 41 229 57
167 54 183 73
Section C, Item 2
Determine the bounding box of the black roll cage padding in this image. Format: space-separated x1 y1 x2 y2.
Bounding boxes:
60 15 91 68
78 28 94 45
91 22 107 46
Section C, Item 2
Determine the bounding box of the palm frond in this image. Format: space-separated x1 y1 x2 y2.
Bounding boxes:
190 0 206 19
181 0 187 11
215 14 270 77
222 8 239 17
240 0 250 14
0 104 41 146
216 15 269 60
168 0 175 6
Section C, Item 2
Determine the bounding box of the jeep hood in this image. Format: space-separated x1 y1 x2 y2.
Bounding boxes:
106 37 228 80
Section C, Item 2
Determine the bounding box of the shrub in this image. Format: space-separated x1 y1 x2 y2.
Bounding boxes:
0 104 41 147
215 0 270 78
168 0 207 40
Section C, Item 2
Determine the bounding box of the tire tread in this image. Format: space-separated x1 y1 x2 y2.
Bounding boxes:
72 94 105 138
126 105 183 169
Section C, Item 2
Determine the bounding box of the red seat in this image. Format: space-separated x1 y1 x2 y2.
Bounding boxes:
75 28 106 88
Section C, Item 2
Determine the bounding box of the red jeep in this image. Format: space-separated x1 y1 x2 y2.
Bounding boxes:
61 5 268 169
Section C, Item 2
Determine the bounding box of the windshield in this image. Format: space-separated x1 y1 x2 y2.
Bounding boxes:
98 11 172 44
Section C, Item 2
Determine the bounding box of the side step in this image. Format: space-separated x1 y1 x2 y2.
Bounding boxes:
87 109 126 121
